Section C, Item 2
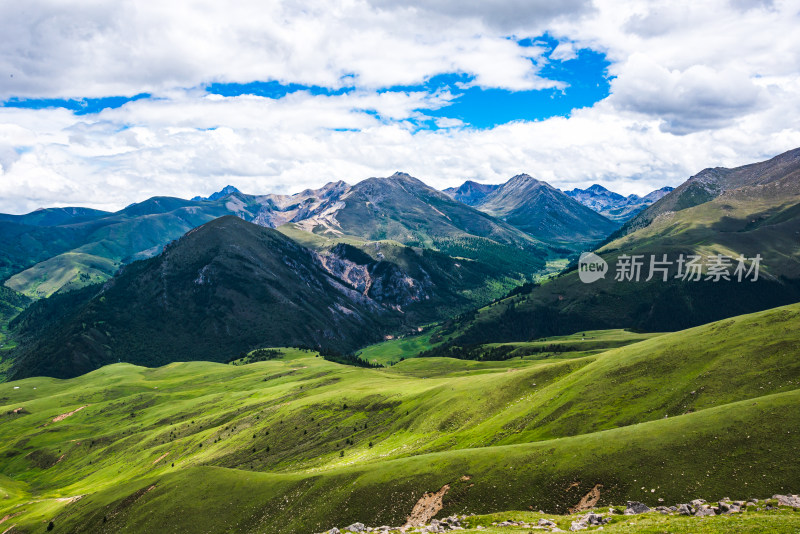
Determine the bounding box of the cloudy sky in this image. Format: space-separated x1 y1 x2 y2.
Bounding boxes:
1 0 799 213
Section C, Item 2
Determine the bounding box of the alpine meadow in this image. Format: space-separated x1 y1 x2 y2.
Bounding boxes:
2 2 800 533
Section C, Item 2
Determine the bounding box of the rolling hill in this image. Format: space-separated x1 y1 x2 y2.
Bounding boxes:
1 303 799 532
622 146 800 233
0 196 262 298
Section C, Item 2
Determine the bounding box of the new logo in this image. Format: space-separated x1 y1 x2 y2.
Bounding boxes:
578 252 608 284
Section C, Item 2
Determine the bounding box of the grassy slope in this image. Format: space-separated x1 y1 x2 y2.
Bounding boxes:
356 327 662 366
0 286 29 381
1 304 799 532
438 173 800 346
5 252 120 298
2 197 259 298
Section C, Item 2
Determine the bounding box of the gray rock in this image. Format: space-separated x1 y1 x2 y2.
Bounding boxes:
677 503 693 515
695 506 716 517
690 499 706 507
773 494 800 507
539 519 557 527
327 529 341 534
583 513 608 526
569 520 587 531
718 501 741 513
344 523 366 533
624 501 651 515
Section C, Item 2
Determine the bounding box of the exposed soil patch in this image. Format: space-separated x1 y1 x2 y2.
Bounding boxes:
152 452 169 465
54 495 84 504
404 484 450 527
52 405 89 423
0 513 21 525
569 484 603 514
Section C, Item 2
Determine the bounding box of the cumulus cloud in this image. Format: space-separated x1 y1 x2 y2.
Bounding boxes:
3 88 800 213
1 0 800 213
0 0 562 98
610 55 765 134
367 0 594 32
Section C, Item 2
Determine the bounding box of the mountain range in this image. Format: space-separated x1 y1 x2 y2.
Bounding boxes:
433 147 800 348
2 148 800 533
563 184 674 222
5 170 639 309
469 174 619 248
4 149 800 380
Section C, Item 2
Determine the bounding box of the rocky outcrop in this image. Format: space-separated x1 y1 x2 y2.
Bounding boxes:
319 493 800 533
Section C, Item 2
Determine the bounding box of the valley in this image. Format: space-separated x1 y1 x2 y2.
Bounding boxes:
1 149 800 533
1 304 800 532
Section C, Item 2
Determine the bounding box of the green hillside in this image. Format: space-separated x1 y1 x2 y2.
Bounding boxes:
623 147 800 234
5 252 120 299
1 195 264 298
6 217 401 380
432 149 800 346
1 303 799 532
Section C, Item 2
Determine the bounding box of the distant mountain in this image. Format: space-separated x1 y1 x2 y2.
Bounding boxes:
280 173 549 276
0 206 110 227
7 216 400 379
313 173 538 247
0 173 552 300
473 174 619 249
433 148 800 347
623 147 800 233
442 180 500 206
1 195 262 297
563 184 674 222
191 185 242 202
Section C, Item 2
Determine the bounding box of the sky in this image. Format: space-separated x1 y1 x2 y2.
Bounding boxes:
1 0 800 213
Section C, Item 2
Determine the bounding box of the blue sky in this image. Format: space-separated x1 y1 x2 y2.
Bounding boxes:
0 0 797 213
1 35 610 130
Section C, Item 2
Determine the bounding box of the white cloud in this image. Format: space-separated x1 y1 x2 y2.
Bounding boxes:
1 0 800 213
0 0 561 98
610 55 765 134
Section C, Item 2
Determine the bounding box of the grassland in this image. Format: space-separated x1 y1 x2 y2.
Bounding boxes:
357 326 662 366
1 304 799 533
5 252 120 298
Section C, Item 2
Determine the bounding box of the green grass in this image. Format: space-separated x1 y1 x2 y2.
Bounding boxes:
1 303 799 532
355 327 662 366
457 509 800 533
5 252 120 298
355 327 443 365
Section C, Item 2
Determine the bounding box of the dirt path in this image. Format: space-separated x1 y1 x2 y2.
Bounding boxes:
0 513 21 526
152 452 170 465
52 405 89 423
569 484 603 513
54 495 84 504
404 484 450 527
